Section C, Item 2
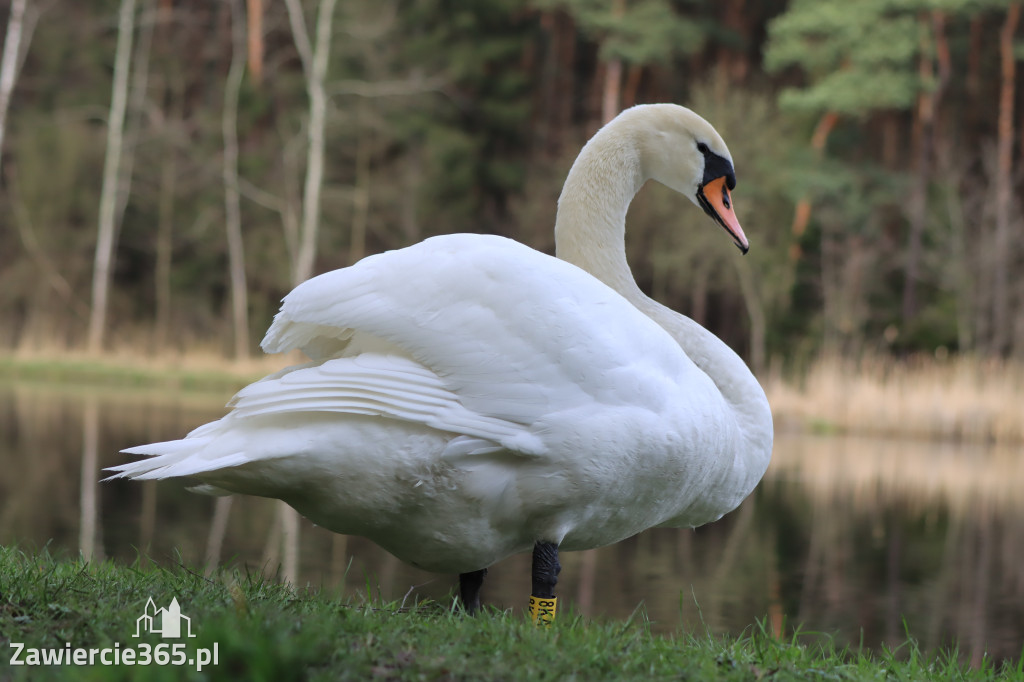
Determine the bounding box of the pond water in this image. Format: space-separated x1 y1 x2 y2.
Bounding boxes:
2 380 1023 664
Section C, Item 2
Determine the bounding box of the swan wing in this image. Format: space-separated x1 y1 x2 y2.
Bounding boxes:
107 351 521 480
261 234 691 446
226 352 528 449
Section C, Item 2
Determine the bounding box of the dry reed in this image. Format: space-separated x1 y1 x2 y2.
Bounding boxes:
765 354 1024 444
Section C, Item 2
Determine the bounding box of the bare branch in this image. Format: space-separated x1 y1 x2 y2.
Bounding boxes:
234 176 285 214
283 0 313 79
327 74 447 99
9 174 88 319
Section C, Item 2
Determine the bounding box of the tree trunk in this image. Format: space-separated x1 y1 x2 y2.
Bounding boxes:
115 0 156 228
719 0 751 83
399 144 421 244
601 58 622 124
350 100 372 263
0 0 32 175
600 0 625 124
966 16 983 133
223 0 250 360
287 0 338 285
935 139 973 352
901 11 947 330
246 0 264 85
621 64 642 110
154 85 181 349
154 182 174 345
992 4 1019 355
88 0 137 353
556 12 575 150
789 110 838 262
153 4 184 350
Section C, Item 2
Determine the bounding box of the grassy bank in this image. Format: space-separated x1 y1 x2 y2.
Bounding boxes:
1 547 1020 681
0 349 281 395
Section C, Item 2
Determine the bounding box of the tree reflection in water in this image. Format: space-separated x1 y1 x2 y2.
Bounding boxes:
1 384 1022 664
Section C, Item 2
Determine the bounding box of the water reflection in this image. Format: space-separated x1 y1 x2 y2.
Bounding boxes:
768 435 1024 667
2 381 1023 664
79 397 101 562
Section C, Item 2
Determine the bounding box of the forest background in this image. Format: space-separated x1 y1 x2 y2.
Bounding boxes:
2 0 1023 377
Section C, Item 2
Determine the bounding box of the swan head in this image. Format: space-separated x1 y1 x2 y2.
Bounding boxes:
627 104 749 254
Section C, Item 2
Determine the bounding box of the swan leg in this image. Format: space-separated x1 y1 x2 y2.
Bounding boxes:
529 541 560 626
458 568 487 614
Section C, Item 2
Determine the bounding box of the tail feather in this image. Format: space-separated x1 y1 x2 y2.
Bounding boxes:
103 436 250 482
121 438 208 457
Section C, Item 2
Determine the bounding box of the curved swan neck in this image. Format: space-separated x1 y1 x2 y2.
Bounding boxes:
553 109 773 485
554 123 645 297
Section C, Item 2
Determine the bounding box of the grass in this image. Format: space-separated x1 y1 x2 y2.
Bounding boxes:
1 547 1022 681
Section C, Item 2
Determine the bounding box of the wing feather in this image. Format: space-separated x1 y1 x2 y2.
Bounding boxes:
260 234 690 434
227 353 540 453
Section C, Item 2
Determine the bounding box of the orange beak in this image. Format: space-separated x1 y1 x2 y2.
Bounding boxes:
697 176 749 254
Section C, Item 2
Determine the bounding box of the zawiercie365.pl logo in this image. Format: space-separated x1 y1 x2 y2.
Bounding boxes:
9 596 219 672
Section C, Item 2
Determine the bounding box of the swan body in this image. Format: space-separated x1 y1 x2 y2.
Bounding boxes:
108 104 773 579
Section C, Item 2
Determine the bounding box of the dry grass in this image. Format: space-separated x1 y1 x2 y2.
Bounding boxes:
765 354 1024 444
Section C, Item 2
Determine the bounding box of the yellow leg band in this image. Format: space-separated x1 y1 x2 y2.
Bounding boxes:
528 595 557 626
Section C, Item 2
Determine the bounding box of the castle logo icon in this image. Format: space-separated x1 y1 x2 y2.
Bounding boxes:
133 597 196 638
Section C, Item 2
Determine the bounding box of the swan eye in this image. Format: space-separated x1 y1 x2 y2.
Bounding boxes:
696 141 710 155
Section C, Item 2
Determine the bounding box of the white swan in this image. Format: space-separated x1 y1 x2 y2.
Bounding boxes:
107 103 773 620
